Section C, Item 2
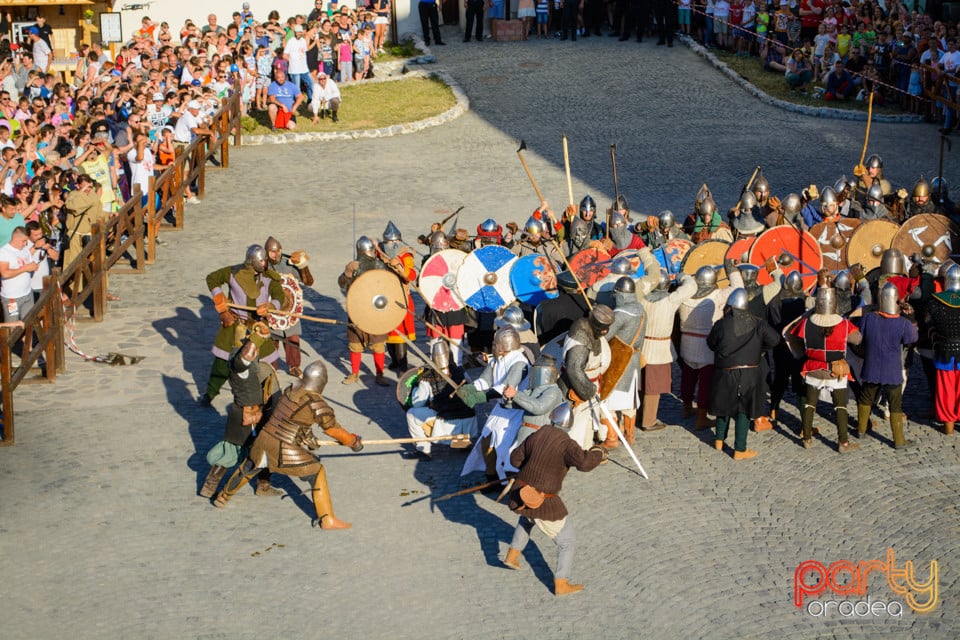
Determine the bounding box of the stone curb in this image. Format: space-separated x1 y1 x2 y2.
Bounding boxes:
679 35 924 123
243 34 468 146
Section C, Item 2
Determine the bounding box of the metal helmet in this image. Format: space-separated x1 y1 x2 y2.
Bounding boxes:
588 304 615 336
865 154 883 170
783 193 802 219
833 270 852 291
656 268 670 291
815 287 837 316
695 184 712 208
496 305 531 332
431 340 451 371
752 172 770 204
695 265 718 288
580 195 597 219
428 230 449 253
609 213 627 230
738 264 760 287
614 276 636 294
383 221 402 242
529 353 559 388
492 325 521 357
932 177 949 202
944 264 960 292
739 190 758 214
479 218 500 234
264 236 282 264
880 248 905 276
938 260 957 281
245 244 267 273
866 183 884 203
833 175 849 195
658 210 675 230
612 194 629 214
783 270 804 296
727 287 749 311
820 187 838 209
549 402 573 431
301 360 329 394
912 175 930 199
356 235 376 258
610 257 632 275
879 282 900 315
700 196 717 218
524 216 544 238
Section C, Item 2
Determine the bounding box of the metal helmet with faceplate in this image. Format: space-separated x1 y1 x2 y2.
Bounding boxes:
738 264 759 286
580 195 596 218
428 230 449 253
383 221 402 242
609 213 627 230
493 325 521 357
658 210 675 230
944 264 960 292
431 340 451 371
549 402 573 430
879 282 901 315
880 248 905 275
524 216 544 237
245 244 267 273
529 354 559 388
815 287 837 316
301 360 329 394
356 235 376 258
866 154 883 170
264 236 282 264
727 287 749 311
912 175 930 199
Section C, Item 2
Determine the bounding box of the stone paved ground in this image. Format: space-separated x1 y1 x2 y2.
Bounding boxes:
2 29 958 639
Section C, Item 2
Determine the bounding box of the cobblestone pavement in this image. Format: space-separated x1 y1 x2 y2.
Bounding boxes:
2 30 958 639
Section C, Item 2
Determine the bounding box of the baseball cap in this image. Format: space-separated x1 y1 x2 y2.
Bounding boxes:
294 24 304 33
28 27 39 35
242 2 250 8
318 71 327 78
152 92 164 101
187 99 201 110
162 125 175 134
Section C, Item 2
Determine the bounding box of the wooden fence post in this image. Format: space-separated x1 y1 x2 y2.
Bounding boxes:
0 325 13 446
92 222 106 321
51 269 65 374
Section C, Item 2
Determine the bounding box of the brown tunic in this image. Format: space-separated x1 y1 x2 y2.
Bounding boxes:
507 425 604 521
248 386 333 477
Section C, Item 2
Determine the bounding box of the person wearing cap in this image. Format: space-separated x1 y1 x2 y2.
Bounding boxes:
284 24 312 103
28 28 50 75
310 70 341 123
173 99 211 147
267 67 303 130
147 92 168 130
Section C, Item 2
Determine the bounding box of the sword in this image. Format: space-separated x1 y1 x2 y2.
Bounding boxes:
313 434 472 447
593 396 649 479
433 478 502 503
609 143 619 241
227 303 345 325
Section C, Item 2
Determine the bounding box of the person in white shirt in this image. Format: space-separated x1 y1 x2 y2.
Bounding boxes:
0 226 38 322
127 130 155 205
283 25 312 104
29 28 51 74
310 71 342 123
26 220 57 299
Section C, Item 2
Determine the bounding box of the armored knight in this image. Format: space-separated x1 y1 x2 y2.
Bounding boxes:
766 271 808 427
423 230 469 366
405 341 477 459
496 305 540 359
926 264 960 435
566 195 605 255
637 210 689 250
730 191 766 240
265 236 313 378
513 216 565 270
605 212 646 256
560 304 615 450
476 218 505 247
860 183 896 222
904 176 939 219
338 236 390 386
380 221 418 373
752 171 774 220
678 261 745 429
639 272 697 430
200 245 286 406
507 354 565 447
856 153 893 200
686 196 733 244
213 361 364 529
602 277 646 444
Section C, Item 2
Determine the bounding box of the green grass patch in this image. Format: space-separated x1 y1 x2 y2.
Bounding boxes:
375 38 424 63
245 75 456 135
713 50 903 115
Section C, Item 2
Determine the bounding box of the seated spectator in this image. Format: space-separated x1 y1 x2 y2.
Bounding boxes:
824 60 857 100
267 67 302 131
764 43 788 72
310 71 341 123
786 48 814 92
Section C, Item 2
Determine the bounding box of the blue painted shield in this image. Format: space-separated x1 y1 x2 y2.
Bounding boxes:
455 245 517 313
510 254 560 306
652 238 692 276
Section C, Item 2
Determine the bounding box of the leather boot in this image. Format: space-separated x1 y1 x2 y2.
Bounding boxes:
890 413 913 449
255 470 283 496
944 422 956 435
504 548 522 570
733 449 758 460
622 413 636 444
214 463 256 507
753 416 773 432
395 343 408 371
801 404 816 446
602 418 620 449
554 578 584 596
856 404 872 436
695 408 714 430
682 400 695 418
312 466 352 529
199 465 226 498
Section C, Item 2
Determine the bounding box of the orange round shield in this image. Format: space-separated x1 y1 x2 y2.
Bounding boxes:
568 247 612 289
809 217 861 272
845 220 900 273
726 237 755 264
748 225 822 291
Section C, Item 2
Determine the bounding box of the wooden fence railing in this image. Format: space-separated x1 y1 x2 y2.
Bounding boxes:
0 91 242 445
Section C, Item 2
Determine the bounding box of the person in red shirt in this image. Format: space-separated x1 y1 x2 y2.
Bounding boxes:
799 0 824 43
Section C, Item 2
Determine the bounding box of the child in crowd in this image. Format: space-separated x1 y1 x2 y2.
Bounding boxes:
813 24 831 78
320 35 334 77
536 0 549 38
339 32 353 83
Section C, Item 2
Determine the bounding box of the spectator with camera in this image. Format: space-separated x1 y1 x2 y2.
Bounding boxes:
0 226 38 323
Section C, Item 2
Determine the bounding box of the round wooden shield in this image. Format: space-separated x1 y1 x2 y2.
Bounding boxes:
418 249 467 312
682 239 731 288
568 247 612 289
748 225 822 291
809 218 862 273
652 238 692 276
845 220 900 273
345 269 408 335
455 244 517 313
396 367 423 408
891 213 960 265
510 254 560 306
726 237 755 263
269 273 304 331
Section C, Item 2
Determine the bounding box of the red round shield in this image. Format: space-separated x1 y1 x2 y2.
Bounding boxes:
418 249 467 312
568 247 612 289
809 217 861 272
726 237 755 264
748 225 822 290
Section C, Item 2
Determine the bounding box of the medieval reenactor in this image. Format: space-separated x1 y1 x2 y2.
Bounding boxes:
200 245 286 406
730 191 766 240
686 196 733 244
605 212 646 256
380 221 418 373
512 216 565 270
506 353 564 447
423 230 470 366
602 277 646 444
560 304 615 450
566 195 605 255
904 176 938 219
767 271 808 427
926 264 960 435
214 361 364 529
338 236 390 386
264 236 314 378
855 154 893 201
635 210 689 250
